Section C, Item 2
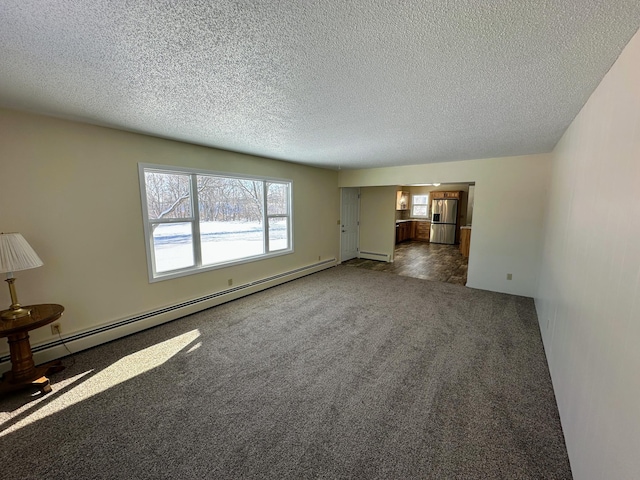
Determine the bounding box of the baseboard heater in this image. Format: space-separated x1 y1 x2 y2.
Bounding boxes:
359 251 390 262
0 258 337 365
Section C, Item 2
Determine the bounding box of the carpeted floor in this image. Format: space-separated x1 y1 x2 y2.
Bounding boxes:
0 266 572 479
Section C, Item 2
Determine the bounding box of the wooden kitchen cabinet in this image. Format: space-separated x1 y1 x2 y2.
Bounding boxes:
414 221 430 241
460 227 471 257
396 191 409 210
431 191 460 200
396 220 430 244
396 221 418 244
396 222 407 243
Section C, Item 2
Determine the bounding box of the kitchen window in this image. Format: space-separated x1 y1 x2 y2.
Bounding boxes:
411 194 429 218
139 164 293 282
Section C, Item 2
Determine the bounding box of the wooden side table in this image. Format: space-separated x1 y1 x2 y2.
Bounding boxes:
0 304 65 395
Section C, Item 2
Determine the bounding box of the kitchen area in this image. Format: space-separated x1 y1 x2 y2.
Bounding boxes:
394 183 474 284
342 182 475 286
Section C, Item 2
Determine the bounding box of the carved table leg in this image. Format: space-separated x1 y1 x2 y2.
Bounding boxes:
0 332 65 396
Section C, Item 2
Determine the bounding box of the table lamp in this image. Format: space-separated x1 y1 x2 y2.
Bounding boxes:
0 233 44 320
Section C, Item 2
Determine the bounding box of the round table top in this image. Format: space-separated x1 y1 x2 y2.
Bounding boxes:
0 304 65 337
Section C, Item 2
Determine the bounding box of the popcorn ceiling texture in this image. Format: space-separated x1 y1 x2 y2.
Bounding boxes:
0 1 639 169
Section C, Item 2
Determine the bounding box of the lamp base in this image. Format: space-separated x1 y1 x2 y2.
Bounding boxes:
2 276 32 321
1 306 32 321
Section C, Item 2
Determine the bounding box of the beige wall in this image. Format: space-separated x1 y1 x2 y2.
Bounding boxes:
340 154 551 297
359 186 397 260
0 109 339 361
535 30 640 479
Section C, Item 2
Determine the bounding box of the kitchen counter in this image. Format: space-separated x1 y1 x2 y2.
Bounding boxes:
396 219 430 223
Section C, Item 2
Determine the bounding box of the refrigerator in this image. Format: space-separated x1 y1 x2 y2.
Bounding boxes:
430 199 458 244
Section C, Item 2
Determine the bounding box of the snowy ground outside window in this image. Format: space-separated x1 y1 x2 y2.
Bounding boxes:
152 221 287 273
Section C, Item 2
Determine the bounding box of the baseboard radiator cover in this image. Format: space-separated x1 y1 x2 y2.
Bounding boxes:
0 259 337 367
359 251 390 262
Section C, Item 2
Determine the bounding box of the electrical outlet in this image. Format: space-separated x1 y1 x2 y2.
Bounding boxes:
228 278 233 286
506 273 513 280
51 323 61 335
318 255 321 261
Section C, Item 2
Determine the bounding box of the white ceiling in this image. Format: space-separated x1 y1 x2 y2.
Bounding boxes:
1 1 639 170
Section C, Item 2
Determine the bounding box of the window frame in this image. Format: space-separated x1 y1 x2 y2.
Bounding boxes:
411 194 430 218
138 163 294 282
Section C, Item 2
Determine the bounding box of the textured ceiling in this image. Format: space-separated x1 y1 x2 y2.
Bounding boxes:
1 1 639 170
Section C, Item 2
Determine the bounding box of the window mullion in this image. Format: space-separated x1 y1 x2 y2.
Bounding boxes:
263 181 269 253
191 174 202 266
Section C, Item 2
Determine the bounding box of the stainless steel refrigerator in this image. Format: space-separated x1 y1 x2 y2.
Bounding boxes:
430 199 458 244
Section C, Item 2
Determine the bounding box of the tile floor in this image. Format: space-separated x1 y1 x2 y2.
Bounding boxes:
342 241 469 285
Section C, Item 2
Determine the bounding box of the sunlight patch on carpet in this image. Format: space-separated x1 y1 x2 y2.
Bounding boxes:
0 329 200 436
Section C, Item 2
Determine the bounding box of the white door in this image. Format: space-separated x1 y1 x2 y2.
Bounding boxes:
340 188 360 262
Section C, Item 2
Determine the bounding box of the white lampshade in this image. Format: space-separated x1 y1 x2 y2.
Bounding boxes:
0 233 44 274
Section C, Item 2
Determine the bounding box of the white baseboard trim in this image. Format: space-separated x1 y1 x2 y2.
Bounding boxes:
0 259 337 370
359 251 390 262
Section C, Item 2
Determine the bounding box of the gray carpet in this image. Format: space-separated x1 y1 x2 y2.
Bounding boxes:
0 266 572 479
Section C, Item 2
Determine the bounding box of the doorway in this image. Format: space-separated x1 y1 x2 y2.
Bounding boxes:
340 187 360 262
344 241 468 285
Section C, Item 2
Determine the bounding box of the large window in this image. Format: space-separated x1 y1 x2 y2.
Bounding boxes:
139 164 293 281
411 194 429 218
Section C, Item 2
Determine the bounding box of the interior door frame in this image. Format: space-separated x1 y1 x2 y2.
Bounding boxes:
340 187 360 262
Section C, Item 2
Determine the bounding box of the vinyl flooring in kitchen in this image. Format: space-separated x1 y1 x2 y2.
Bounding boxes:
342 241 469 285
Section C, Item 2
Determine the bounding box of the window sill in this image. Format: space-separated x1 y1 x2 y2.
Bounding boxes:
149 248 294 283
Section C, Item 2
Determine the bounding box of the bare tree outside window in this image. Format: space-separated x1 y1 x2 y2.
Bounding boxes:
267 182 288 215
140 165 293 280
145 171 192 220
197 176 265 265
